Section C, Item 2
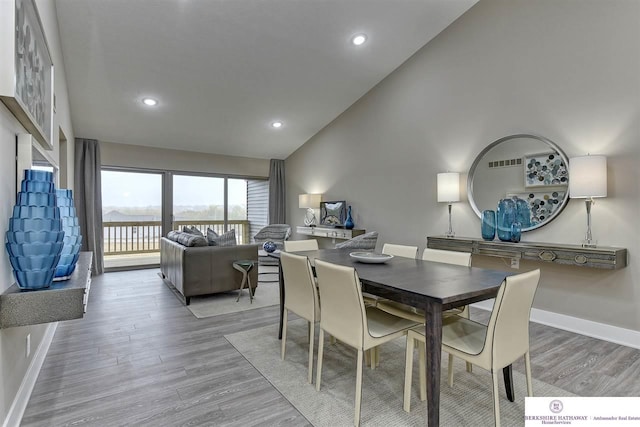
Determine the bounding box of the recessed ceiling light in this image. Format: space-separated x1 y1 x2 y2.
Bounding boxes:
352 34 367 46
142 97 158 106
271 121 283 129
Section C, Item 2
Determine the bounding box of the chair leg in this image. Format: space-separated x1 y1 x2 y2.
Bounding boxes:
308 321 315 384
371 346 377 370
466 362 473 373
375 346 381 367
364 349 371 367
403 336 415 412
491 371 501 427
448 353 454 387
315 329 325 391
281 310 288 360
330 335 336 345
524 351 534 397
418 342 426 401
355 349 364 427
460 308 472 373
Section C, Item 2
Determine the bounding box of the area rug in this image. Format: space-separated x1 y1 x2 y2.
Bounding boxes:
225 319 575 427
186 282 279 319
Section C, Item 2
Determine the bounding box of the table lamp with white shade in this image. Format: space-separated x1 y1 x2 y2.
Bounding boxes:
437 172 460 238
299 194 322 226
569 155 607 247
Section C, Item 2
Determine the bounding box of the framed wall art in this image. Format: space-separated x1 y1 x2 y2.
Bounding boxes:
524 152 567 188
0 0 55 150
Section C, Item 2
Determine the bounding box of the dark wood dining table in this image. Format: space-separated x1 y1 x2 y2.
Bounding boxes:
271 248 514 427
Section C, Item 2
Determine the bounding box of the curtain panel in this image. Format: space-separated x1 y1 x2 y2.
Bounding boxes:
268 159 286 224
74 138 104 274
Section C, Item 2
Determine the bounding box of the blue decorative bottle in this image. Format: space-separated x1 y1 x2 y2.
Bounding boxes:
54 189 82 280
481 210 496 241
496 198 516 242
6 170 64 289
344 206 354 230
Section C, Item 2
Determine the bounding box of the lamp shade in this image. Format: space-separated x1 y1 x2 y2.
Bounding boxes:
437 173 460 203
569 155 607 198
298 194 322 209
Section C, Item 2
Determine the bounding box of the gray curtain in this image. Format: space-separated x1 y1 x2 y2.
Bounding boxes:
74 138 104 274
268 159 286 224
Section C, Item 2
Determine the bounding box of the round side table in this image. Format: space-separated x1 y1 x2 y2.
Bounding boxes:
233 260 255 303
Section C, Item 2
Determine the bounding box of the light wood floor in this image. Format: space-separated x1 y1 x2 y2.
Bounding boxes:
21 269 640 426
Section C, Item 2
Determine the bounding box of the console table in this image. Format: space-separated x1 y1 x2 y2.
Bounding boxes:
427 236 627 270
0 252 92 328
296 226 364 241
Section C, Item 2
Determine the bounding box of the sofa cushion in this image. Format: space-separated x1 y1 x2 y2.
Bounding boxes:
167 230 208 247
334 231 378 250
207 228 236 247
182 226 204 236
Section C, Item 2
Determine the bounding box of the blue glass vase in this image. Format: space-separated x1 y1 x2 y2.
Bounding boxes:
510 222 522 243
344 206 354 230
5 170 63 289
496 198 516 242
514 197 532 229
481 210 496 241
54 189 82 280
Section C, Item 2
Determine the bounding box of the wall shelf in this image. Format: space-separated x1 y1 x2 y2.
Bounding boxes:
296 226 365 240
427 236 627 270
0 252 92 328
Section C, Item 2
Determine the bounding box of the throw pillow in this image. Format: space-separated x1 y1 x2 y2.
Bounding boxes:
167 230 208 247
182 226 204 237
207 229 237 247
206 228 218 246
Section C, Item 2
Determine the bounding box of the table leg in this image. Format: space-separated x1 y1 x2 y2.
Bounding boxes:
424 300 442 427
503 365 515 402
278 259 285 340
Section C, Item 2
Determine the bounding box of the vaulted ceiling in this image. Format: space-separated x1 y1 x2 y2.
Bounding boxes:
55 0 478 159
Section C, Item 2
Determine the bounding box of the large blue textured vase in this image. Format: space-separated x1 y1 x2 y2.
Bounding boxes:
496 198 516 242
54 189 82 280
6 170 64 290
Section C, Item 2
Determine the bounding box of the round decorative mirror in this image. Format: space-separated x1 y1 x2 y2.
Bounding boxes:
467 134 570 232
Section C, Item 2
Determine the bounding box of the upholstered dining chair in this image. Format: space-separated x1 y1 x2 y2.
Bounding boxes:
334 231 378 251
284 239 319 252
403 269 541 427
280 251 320 384
377 248 472 324
314 259 419 427
381 243 418 259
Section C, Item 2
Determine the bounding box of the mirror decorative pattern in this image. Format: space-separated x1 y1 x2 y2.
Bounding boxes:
467 134 570 232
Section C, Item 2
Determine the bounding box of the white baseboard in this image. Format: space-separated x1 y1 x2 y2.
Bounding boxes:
471 301 640 350
3 322 58 427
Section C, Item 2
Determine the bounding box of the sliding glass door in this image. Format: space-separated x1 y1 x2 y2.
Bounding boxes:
101 168 268 269
102 170 163 269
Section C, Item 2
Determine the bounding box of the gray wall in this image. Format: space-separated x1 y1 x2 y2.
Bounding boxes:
0 0 75 422
101 141 270 178
285 0 640 331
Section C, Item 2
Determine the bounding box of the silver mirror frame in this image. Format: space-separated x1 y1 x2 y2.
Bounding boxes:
467 133 570 232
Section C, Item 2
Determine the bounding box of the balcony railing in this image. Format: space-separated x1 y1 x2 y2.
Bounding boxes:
104 220 251 255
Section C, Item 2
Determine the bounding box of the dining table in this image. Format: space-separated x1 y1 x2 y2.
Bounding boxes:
271 248 515 427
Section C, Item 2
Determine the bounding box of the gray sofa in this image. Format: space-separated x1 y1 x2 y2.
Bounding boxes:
160 237 259 305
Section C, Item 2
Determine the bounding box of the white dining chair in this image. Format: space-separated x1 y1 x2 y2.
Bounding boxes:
403 269 541 427
382 243 418 259
280 251 320 383
284 239 319 252
314 259 419 427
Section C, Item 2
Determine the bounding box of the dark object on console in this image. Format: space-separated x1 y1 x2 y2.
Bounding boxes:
320 201 346 226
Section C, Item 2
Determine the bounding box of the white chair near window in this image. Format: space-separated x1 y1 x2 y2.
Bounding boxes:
280 251 320 384
403 269 541 427
381 243 418 259
314 259 419 427
284 239 319 252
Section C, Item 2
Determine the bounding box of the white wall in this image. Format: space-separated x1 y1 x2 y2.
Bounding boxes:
0 0 75 423
285 0 640 331
101 141 270 177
